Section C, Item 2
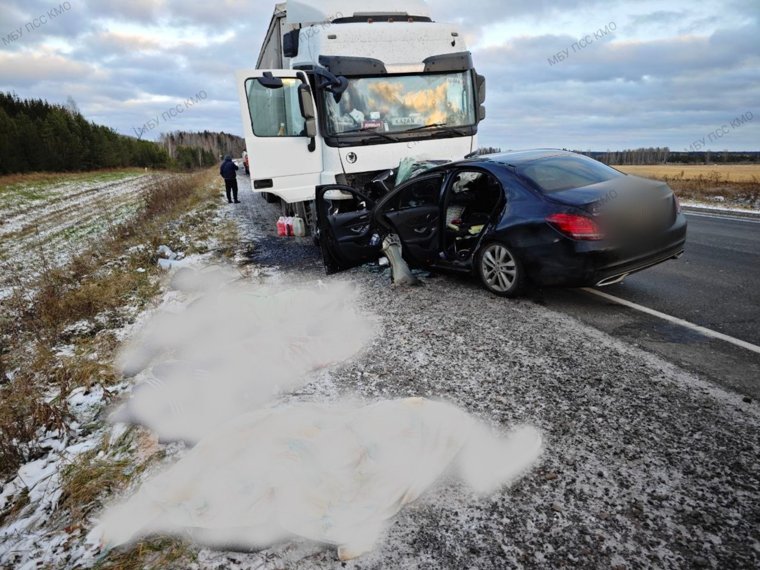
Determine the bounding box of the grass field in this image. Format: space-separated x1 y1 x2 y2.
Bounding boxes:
616 164 760 182
0 168 239 569
615 164 760 207
0 168 149 194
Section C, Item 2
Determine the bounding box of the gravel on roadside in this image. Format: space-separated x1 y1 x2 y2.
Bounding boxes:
204 180 760 569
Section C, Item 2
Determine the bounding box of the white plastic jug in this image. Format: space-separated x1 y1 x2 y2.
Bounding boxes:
292 217 306 237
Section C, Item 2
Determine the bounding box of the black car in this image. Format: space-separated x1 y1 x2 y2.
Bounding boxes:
316 150 687 297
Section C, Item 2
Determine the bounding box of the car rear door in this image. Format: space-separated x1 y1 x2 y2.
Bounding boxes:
375 173 447 266
316 185 382 274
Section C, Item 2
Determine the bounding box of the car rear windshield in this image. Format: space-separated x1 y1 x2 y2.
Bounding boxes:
518 155 624 193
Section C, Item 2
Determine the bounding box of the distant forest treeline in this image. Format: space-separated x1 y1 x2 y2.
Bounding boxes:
577 148 760 165
159 131 245 170
0 92 245 175
479 146 759 165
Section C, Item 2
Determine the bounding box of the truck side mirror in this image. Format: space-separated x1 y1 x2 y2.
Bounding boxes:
475 73 486 123
298 84 316 120
305 118 317 138
312 66 349 102
476 73 486 104
257 72 283 89
298 84 318 152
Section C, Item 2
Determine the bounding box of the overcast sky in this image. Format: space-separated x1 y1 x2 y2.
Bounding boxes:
1 0 758 151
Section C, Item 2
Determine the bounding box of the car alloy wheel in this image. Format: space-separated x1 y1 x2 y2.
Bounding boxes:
478 242 524 297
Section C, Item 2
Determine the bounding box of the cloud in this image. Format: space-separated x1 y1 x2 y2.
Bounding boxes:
429 0 607 29
0 50 94 85
0 0 757 150
82 0 165 24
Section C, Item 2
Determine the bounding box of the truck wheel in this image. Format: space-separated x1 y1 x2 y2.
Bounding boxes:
264 193 279 204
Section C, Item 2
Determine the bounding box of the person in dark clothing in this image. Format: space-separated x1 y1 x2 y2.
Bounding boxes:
220 155 240 203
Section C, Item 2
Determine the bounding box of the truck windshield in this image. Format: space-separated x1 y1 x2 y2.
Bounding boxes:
324 71 476 136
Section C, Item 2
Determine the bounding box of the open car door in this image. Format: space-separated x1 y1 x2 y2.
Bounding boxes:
236 69 322 203
316 185 382 274
375 173 446 266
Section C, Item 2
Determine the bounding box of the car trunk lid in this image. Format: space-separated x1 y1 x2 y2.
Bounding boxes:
546 175 677 241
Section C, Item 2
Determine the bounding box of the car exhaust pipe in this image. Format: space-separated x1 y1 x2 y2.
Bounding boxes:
595 273 629 287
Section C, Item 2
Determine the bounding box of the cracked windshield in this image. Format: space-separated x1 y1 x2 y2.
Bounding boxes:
325 71 476 134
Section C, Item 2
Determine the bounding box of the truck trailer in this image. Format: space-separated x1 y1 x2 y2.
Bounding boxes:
236 0 486 229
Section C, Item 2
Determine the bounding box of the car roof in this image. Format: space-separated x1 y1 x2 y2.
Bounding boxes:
404 149 581 181
466 149 576 168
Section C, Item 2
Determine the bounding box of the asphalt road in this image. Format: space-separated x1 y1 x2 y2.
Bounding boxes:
534 211 760 399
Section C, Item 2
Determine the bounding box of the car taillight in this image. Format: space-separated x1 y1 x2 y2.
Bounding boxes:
547 213 604 240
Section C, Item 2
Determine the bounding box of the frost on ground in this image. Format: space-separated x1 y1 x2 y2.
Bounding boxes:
1 183 759 569
0 173 166 282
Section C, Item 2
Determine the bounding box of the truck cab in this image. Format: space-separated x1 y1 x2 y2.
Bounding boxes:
237 0 486 227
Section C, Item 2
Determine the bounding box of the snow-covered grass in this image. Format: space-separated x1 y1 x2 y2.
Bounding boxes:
0 168 245 569
0 173 164 281
0 170 230 475
0 169 147 202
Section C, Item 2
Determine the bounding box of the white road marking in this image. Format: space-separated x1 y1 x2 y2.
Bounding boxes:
582 288 760 356
684 211 760 224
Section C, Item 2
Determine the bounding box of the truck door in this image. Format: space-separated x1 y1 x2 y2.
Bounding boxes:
236 70 323 203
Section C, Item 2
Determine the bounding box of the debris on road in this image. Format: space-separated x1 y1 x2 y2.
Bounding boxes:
382 234 422 287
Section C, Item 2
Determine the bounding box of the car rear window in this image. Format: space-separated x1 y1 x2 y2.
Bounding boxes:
518 155 624 193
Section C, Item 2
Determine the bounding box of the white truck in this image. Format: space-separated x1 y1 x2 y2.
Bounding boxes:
236 0 486 228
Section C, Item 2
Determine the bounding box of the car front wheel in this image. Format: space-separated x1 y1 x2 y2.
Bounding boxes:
477 242 524 297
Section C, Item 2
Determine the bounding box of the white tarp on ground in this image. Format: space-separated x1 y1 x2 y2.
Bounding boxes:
94 274 542 561
93 398 542 560
112 274 377 443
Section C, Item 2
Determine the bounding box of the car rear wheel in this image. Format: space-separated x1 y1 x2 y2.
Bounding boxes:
477 242 524 297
